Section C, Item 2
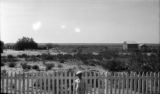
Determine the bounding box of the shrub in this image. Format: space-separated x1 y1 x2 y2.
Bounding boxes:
26 55 39 61
41 54 55 61
0 40 4 53
101 60 127 72
57 64 63 68
18 54 28 58
60 59 65 63
1 62 5 66
45 63 55 70
8 62 16 68
67 68 74 73
21 63 31 70
7 55 14 59
83 60 89 65
32 65 39 71
6 55 18 62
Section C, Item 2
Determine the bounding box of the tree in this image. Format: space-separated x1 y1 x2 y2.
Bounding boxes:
15 37 38 50
0 40 4 53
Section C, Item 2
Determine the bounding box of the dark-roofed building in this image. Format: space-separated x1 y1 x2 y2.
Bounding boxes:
123 41 139 52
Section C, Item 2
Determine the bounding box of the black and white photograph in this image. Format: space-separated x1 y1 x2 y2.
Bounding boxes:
0 0 160 94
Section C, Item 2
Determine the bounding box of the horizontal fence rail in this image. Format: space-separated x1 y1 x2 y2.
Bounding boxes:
1 71 160 94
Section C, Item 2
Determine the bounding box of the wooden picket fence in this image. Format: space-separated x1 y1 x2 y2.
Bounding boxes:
1 71 160 94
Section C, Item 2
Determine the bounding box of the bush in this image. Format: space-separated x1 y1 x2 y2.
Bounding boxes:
67 68 74 73
8 62 16 68
101 60 127 72
1 62 5 66
1 56 18 62
26 55 39 61
41 54 56 61
32 65 39 70
57 64 63 68
60 59 65 63
18 54 28 58
6 55 18 62
0 40 4 53
7 55 15 58
21 63 31 70
45 63 55 70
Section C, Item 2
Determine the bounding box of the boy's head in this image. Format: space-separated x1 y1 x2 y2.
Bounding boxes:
76 71 83 78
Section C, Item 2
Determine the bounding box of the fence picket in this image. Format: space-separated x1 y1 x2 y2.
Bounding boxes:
64 72 67 94
72 72 76 94
150 72 153 94
60 72 63 94
27 73 29 94
113 73 116 94
1 73 4 93
118 73 121 94
137 73 141 94
18 72 21 94
133 73 136 94
10 72 13 93
14 72 17 94
125 74 128 94
142 73 145 94
154 73 156 94
44 73 47 94
52 72 55 94
68 72 71 94
130 75 133 94
48 73 51 94
94 72 97 94
57 72 59 94
158 72 160 94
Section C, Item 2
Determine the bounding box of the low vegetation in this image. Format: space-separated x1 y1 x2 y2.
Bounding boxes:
45 63 55 70
8 62 17 68
21 63 31 70
32 65 40 71
1 37 159 73
57 64 63 68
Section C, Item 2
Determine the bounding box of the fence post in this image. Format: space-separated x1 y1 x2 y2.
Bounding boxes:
23 72 25 94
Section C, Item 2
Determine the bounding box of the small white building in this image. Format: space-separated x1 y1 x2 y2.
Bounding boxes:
123 41 139 51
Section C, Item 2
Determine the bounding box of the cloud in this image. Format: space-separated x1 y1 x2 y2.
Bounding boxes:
75 27 81 33
61 25 66 29
32 21 42 31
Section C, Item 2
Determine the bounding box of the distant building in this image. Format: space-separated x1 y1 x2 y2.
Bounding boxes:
139 44 149 52
123 41 139 51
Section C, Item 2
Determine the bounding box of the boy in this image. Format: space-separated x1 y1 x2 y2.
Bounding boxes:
75 71 86 94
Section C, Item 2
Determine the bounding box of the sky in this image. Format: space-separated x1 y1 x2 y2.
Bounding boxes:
0 0 159 43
